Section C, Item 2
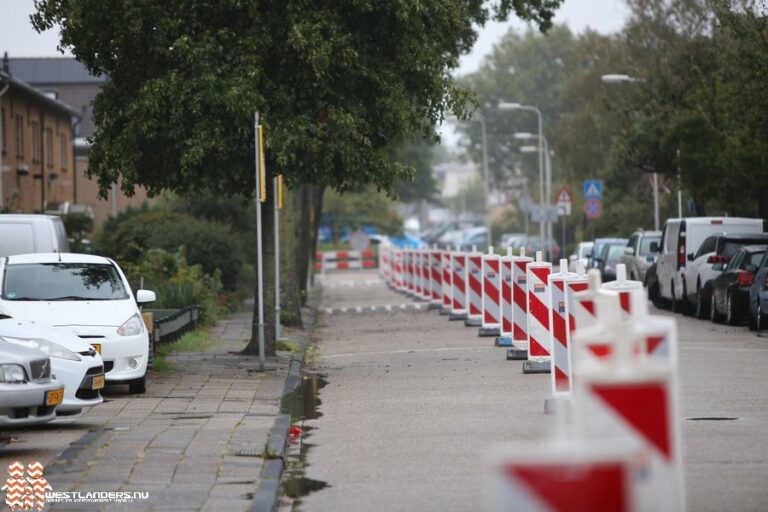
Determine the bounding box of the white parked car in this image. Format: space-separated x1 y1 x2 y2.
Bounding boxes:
0 314 104 415
652 217 765 312
569 242 594 273
0 254 155 394
0 341 64 426
0 214 70 257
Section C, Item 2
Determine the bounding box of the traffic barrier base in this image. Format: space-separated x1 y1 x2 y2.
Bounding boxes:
449 312 467 321
428 302 441 310
523 360 551 373
507 347 528 360
479 326 500 337
543 395 570 416
495 336 514 347
439 306 452 315
465 316 482 327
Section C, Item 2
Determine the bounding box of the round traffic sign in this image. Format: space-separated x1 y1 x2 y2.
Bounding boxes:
583 199 603 219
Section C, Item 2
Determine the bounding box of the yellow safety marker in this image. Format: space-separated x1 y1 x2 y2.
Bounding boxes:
277 175 283 209
258 125 267 203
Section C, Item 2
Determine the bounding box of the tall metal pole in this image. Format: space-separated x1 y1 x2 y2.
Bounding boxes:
273 176 281 341
254 112 265 371
653 172 659 230
479 116 492 249
536 109 545 261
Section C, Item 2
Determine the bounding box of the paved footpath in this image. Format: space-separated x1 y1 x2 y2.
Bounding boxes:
0 306 300 511
297 269 768 512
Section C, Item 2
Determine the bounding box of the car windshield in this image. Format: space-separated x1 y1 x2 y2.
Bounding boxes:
639 236 660 256
605 244 625 263
2 263 129 301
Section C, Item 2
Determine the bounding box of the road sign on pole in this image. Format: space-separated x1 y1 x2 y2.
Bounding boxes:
583 199 603 219
583 180 603 199
556 187 572 216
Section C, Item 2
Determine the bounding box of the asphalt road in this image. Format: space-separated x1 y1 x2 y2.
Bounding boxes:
296 269 768 512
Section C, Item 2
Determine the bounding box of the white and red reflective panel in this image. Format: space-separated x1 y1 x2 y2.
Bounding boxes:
490 441 639 512
414 250 423 297
393 249 404 291
512 254 534 342
466 252 483 322
548 263 577 395
564 275 589 392
442 250 453 310
500 254 514 337
404 249 414 293
574 365 684 512
451 252 468 315
430 250 443 305
527 258 553 362
602 275 643 320
626 288 679 366
420 249 432 301
482 251 502 330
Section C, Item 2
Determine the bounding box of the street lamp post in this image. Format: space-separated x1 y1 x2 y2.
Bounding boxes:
499 102 545 259
516 132 554 259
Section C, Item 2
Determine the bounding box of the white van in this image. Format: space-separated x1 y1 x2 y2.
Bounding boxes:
653 217 765 311
0 214 70 257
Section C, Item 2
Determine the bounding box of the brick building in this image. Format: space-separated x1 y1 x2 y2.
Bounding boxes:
5 55 150 224
0 69 79 213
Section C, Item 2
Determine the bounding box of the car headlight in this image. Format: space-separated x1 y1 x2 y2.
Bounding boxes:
0 364 27 383
117 313 144 336
1 337 81 361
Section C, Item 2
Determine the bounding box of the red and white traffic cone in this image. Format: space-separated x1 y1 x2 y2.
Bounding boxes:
429 248 443 309
546 259 579 410
627 287 679 366
440 248 453 315
489 439 640 512
524 251 553 374
449 248 469 321
602 264 643 318
508 247 533 360
465 246 484 327
573 300 685 512
496 248 515 347
480 247 502 337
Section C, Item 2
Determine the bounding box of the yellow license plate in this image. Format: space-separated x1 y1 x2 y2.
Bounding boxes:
46 388 64 406
92 374 105 390
91 344 101 354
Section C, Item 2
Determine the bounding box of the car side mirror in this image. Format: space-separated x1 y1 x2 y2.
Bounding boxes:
136 289 156 304
650 241 659 253
746 264 758 273
624 246 635 256
687 253 695 262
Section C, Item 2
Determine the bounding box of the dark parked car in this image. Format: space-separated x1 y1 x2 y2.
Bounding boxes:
711 245 767 326
748 249 768 331
589 238 628 269
596 242 628 282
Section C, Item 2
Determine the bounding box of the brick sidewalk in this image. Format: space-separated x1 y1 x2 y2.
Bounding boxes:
42 307 298 511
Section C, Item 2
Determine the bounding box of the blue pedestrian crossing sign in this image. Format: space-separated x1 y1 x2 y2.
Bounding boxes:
583 180 603 199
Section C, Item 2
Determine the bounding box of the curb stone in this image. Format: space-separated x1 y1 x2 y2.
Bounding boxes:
250 285 321 511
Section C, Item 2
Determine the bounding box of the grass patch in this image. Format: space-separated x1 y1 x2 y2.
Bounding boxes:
151 330 213 373
276 339 300 353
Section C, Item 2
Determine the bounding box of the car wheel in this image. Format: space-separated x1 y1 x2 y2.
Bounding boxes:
725 292 739 326
695 283 709 319
758 311 768 331
711 293 723 323
129 377 147 394
649 282 667 309
748 307 758 331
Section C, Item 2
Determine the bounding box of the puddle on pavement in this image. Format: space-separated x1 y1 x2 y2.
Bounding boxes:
279 372 330 510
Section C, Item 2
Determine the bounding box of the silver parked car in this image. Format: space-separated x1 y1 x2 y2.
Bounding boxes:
620 230 661 283
0 341 64 427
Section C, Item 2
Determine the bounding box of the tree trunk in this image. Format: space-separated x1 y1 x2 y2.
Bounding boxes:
279 186 303 327
296 185 313 306
243 167 276 357
308 185 325 290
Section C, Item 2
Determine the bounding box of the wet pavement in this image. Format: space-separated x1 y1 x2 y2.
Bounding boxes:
296 269 768 512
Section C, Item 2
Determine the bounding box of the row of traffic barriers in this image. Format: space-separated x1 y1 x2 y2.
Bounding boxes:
315 249 378 272
378 244 684 511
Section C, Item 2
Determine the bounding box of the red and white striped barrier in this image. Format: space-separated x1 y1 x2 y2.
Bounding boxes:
394 249 404 291
496 248 515 347
525 252 553 373
429 249 443 308
490 440 639 512
404 249 414 294
441 248 453 314
414 250 424 298
601 264 643 319
573 308 684 512
628 287 678 365
419 249 432 301
465 247 483 327
548 259 578 396
507 248 533 359
315 249 377 272
450 250 468 320
480 247 502 337
562 263 589 394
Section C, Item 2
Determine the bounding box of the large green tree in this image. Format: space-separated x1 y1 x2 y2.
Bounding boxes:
33 0 563 355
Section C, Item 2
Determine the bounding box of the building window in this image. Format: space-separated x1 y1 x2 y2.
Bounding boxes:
60 133 68 171
45 127 54 168
15 115 24 158
31 120 40 163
